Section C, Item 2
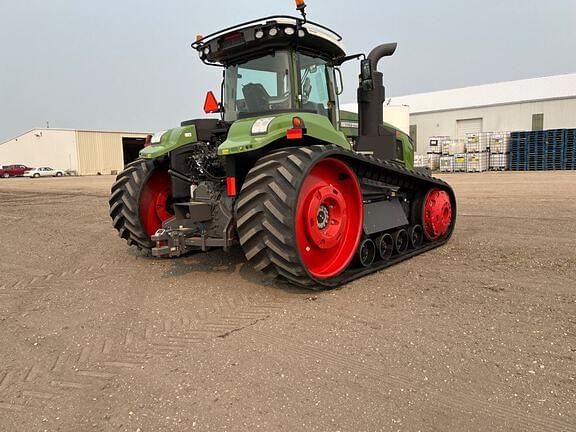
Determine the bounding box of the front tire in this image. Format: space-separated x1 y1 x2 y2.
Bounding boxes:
109 158 173 253
33 173 40 178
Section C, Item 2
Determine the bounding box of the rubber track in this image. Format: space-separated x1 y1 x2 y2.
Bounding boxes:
235 145 457 289
108 158 162 252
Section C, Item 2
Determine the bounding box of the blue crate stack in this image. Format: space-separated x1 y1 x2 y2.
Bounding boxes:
509 129 576 171
566 129 575 170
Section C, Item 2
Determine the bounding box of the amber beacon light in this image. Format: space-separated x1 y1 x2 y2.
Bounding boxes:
295 0 307 20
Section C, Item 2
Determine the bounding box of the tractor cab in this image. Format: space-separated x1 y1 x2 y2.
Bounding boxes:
194 16 346 128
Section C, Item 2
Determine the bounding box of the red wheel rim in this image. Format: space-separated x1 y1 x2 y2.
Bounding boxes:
139 169 173 237
422 188 452 241
295 158 363 279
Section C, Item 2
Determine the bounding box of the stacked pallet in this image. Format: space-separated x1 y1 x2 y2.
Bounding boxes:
466 133 489 153
489 154 509 171
489 132 510 153
467 152 489 172
509 129 576 171
427 138 443 171
440 155 454 172
441 139 466 156
427 153 441 171
489 132 510 171
566 129 576 170
414 153 440 171
414 154 427 168
466 134 489 172
454 154 467 172
429 136 450 154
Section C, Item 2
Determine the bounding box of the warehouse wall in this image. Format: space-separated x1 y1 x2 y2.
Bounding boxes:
76 131 147 175
0 129 78 171
411 98 576 152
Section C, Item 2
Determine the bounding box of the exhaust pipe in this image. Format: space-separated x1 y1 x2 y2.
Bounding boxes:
356 43 398 159
367 43 397 70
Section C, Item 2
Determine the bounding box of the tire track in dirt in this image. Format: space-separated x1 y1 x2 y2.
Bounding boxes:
0 286 292 414
0 262 126 309
248 330 576 432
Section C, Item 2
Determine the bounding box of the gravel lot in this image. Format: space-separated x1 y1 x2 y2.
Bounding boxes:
1 172 575 432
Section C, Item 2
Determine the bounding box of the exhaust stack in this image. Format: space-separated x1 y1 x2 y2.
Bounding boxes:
356 43 398 160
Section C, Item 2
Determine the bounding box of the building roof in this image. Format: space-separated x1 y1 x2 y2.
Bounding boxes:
391 73 576 114
342 73 576 115
1 128 150 145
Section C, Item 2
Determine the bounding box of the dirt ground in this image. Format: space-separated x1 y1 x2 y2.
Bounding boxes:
0 171 575 432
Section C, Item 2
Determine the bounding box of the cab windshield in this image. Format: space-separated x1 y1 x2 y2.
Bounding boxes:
224 51 293 122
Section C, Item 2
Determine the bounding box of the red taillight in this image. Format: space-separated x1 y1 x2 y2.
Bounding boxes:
287 117 304 140
287 128 303 140
226 176 237 197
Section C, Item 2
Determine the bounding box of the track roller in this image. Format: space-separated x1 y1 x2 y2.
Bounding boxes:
356 238 376 267
393 229 409 254
409 225 424 249
375 233 394 261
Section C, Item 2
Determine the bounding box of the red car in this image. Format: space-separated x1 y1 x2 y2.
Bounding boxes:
0 164 34 178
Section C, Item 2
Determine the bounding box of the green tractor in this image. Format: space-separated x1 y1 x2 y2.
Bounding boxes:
109 1 456 288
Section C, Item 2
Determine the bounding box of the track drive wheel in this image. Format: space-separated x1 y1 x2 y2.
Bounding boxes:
235 146 363 288
109 158 173 253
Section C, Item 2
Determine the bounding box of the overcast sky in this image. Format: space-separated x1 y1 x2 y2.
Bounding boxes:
1 0 575 142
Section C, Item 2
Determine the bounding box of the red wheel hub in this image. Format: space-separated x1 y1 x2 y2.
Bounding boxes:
422 188 452 241
139 169 173 236
295 158 363 279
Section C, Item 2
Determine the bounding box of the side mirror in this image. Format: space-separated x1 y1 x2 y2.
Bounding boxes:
204 91 222 114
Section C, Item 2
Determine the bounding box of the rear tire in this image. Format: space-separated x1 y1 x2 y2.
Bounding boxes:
235 146 363 288
109 158 173 253
33 173 40 178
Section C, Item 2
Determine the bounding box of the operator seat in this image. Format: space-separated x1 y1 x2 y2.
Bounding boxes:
242 83 270 112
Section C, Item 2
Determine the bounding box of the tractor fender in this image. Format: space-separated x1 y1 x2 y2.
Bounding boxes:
218 112 351 156
139 125 199 160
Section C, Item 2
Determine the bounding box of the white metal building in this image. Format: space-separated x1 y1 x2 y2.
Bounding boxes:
391 73 576 152
342 73 576 153
0 129 150 175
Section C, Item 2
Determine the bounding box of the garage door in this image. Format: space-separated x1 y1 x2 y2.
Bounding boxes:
456 118 483 138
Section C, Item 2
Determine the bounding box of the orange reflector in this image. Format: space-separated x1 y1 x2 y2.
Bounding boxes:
196 34 203 42
295 0 306 7
204 91 220 114
287 128 303 140
226 176 237 197
292 116 303 129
